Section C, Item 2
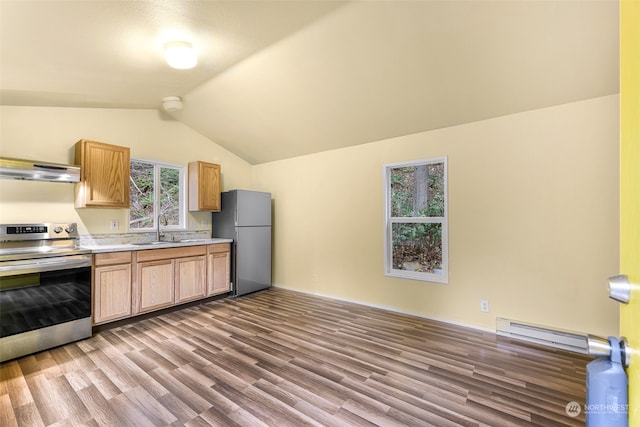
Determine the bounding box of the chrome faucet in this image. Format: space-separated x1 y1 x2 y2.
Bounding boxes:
157 214 165 241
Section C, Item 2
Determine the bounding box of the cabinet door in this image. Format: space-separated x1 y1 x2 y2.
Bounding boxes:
75 139 130 208
208 248 230 296
137 259 174 313
94 263 132 324
175 255 207 303
188 161 220 211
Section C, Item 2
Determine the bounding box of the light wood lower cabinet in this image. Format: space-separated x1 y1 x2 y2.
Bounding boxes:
136 258 174 313
208 243 231 295
93 243 230 325
93 252 132 325
133 245 209 315
175 255 207 303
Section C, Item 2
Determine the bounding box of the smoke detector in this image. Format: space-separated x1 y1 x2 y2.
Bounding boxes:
162 96 183 112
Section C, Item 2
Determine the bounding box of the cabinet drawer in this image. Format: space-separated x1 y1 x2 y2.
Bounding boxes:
94 251 132 266
208 243 230 254
136 245 206 262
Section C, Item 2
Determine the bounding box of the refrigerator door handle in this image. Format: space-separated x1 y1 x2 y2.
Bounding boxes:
232 232 239 297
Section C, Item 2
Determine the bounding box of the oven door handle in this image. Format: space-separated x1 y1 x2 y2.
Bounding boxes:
0 255 92 277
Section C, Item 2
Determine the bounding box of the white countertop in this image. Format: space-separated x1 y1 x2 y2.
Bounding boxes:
82 238 233 253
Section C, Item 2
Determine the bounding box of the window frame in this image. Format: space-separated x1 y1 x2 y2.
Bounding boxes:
128 158 187 232
383 156 448 283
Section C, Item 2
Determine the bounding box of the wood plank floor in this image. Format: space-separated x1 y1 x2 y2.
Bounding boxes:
1 287 590 426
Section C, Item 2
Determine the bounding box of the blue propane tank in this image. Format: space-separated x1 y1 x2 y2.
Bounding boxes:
586 336 628 427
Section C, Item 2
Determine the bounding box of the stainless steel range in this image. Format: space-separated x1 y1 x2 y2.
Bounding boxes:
0 223 92 362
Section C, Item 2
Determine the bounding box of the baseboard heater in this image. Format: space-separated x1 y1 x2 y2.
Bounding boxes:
496 318 588 354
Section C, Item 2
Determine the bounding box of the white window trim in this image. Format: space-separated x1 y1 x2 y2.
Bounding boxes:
129 158 187 232
383 157 448 283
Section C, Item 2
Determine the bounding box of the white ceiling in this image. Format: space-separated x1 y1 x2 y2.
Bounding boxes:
0 0 619 164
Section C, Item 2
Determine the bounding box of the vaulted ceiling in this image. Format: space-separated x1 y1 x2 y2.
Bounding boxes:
0 1 619 164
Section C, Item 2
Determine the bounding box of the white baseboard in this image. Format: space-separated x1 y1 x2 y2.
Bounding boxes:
270 284 496 334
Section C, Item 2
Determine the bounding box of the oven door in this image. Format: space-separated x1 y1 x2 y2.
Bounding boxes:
0 254 92 362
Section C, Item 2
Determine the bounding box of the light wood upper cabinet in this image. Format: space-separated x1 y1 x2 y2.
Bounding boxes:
93 251 132 325
75 139 130 208
188 161 221 211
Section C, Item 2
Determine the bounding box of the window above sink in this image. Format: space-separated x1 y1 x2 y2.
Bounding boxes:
129 159 186 233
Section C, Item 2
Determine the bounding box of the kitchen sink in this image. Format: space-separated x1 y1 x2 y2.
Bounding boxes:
132 241 166 246
132 239 207 245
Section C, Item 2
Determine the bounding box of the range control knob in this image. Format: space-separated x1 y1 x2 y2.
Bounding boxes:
65 224 76 233
53 226 63 233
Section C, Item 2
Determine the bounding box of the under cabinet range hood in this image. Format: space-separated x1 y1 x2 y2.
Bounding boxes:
0 157 80 183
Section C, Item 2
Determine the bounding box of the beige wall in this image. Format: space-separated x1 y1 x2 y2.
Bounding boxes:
0 106 252 234
0 97 620 336
252 95 620 336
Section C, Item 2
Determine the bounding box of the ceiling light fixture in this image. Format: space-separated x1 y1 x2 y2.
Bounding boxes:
164 41 197 69
162 96 183 112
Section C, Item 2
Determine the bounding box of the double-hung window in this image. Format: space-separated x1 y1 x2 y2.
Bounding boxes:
383 157 448 283
129 159 186 231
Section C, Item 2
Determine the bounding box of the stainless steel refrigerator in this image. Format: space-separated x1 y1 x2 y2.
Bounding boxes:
212 190 272 297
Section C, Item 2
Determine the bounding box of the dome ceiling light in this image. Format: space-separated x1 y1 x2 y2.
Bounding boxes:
164 41 197 69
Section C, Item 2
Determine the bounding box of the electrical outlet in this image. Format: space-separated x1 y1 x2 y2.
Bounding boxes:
312 273 319 283
201 219 207 228
480 300 490 313
109 220 119 231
